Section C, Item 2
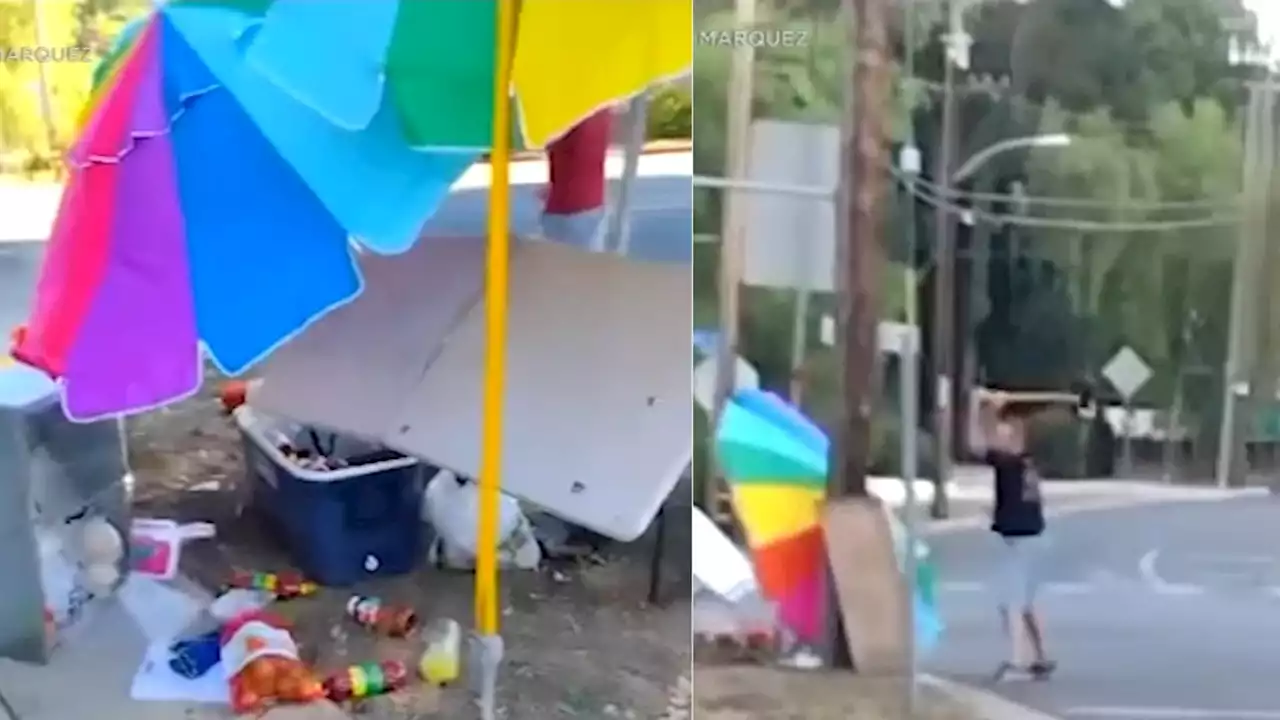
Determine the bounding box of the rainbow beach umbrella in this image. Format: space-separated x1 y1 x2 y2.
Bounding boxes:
12 2 476 421
715 389 830 645
715 389 944 651
240 0 691 150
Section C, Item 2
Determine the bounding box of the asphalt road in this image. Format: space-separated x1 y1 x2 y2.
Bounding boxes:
0 173 691 337
927 495 1280 720
0 241 39 338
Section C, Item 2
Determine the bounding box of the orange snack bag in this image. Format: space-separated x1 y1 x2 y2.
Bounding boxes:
221 610 325 715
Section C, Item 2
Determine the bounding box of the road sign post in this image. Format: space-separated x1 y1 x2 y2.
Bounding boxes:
1101 346 1154 476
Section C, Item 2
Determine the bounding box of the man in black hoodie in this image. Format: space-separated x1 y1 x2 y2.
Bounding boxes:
973 392 1056 679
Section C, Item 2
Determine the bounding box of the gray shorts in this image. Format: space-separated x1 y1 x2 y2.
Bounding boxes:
994 534 1047 610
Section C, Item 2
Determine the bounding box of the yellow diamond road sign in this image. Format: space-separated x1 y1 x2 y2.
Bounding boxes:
1102 346 1153 401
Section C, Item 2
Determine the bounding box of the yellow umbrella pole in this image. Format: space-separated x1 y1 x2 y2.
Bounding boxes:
470 1 519 718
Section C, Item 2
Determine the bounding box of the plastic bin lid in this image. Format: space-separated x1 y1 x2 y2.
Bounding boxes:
0 361 59 411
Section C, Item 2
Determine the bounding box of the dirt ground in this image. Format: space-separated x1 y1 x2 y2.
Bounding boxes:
693 664 978 720
124 365 692 720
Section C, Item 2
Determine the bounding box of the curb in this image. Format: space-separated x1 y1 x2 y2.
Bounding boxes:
925 488 1268 536
499 138 690 163
922 674 1063 720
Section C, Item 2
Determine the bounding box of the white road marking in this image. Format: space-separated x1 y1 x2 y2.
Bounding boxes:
938 581 1096 595
1046 581 1094 595
1068 707 1280 720
939 581 985 593
1189 554 1275 565
1139 550 1207 596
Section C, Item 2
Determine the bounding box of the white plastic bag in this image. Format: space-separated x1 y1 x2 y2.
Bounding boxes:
129 518 216 581
691 507 756 601
424 470 541 570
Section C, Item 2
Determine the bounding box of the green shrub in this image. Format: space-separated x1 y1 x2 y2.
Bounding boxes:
869 414 938 480
693 404 710 507
1084 413 1117 477
1026 408 1085 479
646 84 691 139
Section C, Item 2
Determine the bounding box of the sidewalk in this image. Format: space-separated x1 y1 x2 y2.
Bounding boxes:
927 465 1267 534
0 182 60 243
0 141 693 245
0 579 349 720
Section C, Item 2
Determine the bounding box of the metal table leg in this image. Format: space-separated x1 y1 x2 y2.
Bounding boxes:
647 504 668 605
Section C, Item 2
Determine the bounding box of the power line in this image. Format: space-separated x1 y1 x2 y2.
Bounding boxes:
897 175 1239 232
886 164 1240 211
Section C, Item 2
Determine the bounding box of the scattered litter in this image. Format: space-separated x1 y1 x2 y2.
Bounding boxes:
219 380 251 414
168 630 222 679
418 618 461 686
689 507 783 659
691 507 756 601
224 570 318 600
529 512 611 559
323 660 409 703
131 638 230 705
346 595 418 638
425 469 541 570
222 610 326 715
117 574 206 644
209 589 275 623
130 518 216 581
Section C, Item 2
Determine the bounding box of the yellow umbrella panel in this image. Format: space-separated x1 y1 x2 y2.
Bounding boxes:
512 0 692 146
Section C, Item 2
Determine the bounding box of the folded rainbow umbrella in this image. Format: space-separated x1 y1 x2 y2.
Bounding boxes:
715 389 943 651
241 0 691 149
13 1 475 421
715 390 831 645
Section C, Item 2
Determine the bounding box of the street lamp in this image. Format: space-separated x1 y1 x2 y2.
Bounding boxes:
933 132 1073 514
951 133 1072 185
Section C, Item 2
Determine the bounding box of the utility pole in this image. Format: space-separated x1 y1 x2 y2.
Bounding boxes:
708 0 756 520
1218 80 1277 488
821 0 895 673
834 0 890 499
929 0 967 518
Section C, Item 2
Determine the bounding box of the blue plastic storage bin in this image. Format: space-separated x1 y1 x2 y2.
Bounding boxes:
236 409 426 586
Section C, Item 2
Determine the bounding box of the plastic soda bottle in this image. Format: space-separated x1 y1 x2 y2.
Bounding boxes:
322 660 409 703
417 618 461 686
226 570 318 600
346 595 418 637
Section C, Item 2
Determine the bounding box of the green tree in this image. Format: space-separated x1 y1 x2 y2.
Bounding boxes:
0 0 149 170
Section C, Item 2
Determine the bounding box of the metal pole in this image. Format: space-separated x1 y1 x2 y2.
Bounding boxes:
1217 82 1270 489
1163 315 1193 483
30 0 59 162
609 92 649 256
901 1 920 711
930 0 962 519
790 289 811 404
708 0 756 520
900 267 920 716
